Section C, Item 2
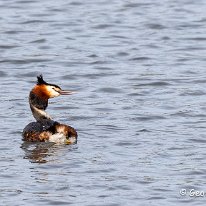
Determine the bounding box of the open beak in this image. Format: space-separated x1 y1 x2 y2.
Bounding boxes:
60 90 76 95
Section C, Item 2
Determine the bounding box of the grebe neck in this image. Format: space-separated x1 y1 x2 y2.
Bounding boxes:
29 91 52 121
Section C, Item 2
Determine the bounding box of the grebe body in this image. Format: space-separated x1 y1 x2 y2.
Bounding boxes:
22 75 77 144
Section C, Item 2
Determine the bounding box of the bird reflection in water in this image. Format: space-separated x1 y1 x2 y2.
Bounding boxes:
21 142 78 163
21 142 55 163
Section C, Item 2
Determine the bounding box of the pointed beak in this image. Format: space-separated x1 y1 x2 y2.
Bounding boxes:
59 90 76 95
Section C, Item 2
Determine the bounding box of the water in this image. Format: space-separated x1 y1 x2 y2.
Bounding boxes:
1 0 206 205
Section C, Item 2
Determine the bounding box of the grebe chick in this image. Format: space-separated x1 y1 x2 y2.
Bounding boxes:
22 75 77 144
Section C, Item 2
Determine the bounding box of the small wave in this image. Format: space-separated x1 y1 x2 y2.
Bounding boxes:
98 87 123 93
134 81 171 87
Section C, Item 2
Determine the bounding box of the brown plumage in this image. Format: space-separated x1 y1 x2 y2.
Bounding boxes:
22 75 77 144
31 85 51 100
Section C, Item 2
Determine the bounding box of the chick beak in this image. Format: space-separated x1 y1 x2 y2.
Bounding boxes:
65 136 77 145
60 90 76 95
65 139 72 145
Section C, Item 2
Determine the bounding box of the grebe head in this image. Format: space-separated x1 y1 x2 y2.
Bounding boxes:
33 75 75 99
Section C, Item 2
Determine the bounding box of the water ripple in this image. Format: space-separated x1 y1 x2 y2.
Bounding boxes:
1 0 206 205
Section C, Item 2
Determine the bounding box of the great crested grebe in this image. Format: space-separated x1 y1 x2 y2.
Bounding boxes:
22 75 77 144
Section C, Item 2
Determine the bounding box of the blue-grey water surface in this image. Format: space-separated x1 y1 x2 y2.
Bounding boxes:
1 0 206 205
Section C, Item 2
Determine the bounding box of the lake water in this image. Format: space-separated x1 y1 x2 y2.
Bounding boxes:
1 0 206 205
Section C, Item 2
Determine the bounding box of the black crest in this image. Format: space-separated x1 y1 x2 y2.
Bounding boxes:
37 75 48 85
36 74 61 89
